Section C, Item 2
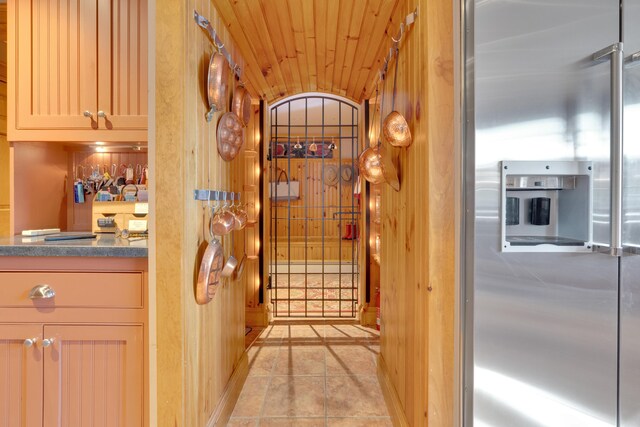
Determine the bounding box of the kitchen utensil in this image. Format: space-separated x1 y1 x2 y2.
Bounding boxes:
233 193 248 230
233 253 247 281
206 50 229 122
221 230 238 278
196 210 225 305
383 46 412 147
43 233 97 241
359 73 400 191
232 84 252 127
217 112 244 161
212 192 235 235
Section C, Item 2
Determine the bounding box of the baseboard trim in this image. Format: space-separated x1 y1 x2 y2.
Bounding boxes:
206 351 249 427
360 305 376 327
246 307 269 326
377 353 410 427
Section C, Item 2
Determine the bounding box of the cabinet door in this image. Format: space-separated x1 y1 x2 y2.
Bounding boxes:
9 0 98 140
43 325 143 427
96 0 148 136
0 324 43 427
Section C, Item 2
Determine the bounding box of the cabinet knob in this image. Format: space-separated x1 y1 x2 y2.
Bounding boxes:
28 284 56 300
24 338 38 347
97 110 107 119
83 110 94 119
42 338 55 348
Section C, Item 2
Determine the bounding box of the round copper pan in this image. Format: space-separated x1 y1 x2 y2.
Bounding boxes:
357 145 399 191
217 112 244 162
195 236 224 305
232 85 252 127
207 52 229 112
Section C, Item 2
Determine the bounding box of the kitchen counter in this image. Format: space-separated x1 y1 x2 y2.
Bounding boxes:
0 233 148 257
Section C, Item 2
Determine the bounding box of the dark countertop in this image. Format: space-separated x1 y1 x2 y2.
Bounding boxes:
0 233 148 258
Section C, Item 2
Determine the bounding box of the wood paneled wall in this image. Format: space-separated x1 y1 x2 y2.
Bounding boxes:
154 1 252 425
269 158 360 242
377 0 455 425
0 5 7 236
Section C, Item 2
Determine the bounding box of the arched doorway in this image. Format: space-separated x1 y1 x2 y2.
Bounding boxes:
268 94 361 318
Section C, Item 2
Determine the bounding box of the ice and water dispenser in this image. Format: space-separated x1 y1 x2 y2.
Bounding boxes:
501 161 593 252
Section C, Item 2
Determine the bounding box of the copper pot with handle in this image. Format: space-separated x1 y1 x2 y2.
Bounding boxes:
195 207 225 305
206 51 229 122
383 45 412 147
232 84 252 127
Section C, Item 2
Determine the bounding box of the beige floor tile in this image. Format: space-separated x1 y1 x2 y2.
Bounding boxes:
247 346 280 377
258 418 325 426
326 417 393 427
325 345 377 376
325 325 379 340
326 376 389 417
262 376 325 417
280 324 325 340
227 418 259 427
273 345 326 375
231 377 270 418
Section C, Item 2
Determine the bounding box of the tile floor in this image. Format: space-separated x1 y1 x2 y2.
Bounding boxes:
272 274 359 317
229 322 391 427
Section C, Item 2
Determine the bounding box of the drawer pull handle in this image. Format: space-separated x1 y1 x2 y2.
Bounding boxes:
42 338 55 348
24 338 38 347
97 110 107 119
83 110 94 119
29 284 56 300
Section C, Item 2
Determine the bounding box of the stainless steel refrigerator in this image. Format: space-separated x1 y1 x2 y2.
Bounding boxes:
463 0 640 426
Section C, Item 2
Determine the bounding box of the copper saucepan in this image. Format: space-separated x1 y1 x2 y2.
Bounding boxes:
383 46 412 147
232 84 252 127
195 208 225 305
212 192 236 235
206 51 229 121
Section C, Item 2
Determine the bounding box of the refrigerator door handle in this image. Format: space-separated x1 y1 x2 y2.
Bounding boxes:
625 50 640 67
593 42 624 257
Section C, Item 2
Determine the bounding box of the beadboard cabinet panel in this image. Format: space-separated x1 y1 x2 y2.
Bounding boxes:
43 325 144 427
0 324 43 427
8 0 148 142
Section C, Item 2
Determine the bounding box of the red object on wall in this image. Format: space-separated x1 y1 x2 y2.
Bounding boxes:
375 288 381 331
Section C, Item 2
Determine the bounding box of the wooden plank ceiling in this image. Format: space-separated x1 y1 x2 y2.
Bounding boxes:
214 0 404 103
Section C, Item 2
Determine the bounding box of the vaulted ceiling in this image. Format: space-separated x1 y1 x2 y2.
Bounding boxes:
214 0 404 103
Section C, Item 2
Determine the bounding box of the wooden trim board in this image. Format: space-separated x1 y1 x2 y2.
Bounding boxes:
246 307 269 327
206 352 249 427
377 353 410 427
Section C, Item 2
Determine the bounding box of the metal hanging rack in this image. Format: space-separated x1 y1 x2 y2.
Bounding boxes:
193 10 243 81
373 7 418 85
194 190 242 202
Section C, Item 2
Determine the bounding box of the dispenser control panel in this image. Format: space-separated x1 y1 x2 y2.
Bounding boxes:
501 161 593 252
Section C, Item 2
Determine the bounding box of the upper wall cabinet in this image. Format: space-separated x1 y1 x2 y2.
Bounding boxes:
8 0 148 142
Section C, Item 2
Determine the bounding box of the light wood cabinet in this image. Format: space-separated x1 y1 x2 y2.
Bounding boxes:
0 257 147 427
8 0 148 142
0 324 43 427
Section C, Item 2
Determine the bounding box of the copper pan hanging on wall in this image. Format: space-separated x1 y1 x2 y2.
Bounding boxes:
383 45 412 147
232 80 252 127
206 49 229 122
358 70 400 191
217 112 244 162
